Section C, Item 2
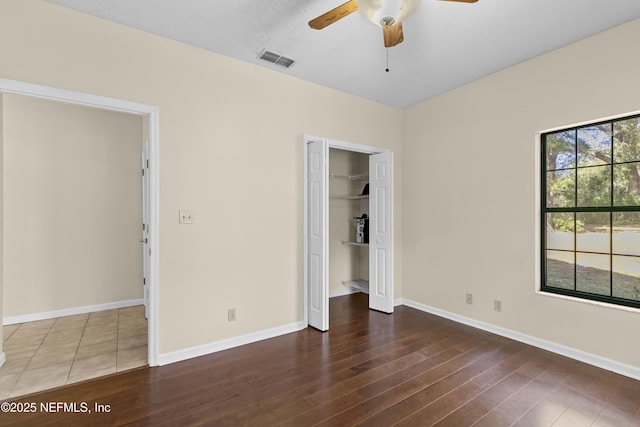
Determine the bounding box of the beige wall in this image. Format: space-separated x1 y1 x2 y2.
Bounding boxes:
0 1 403 354
403 19 640 368
2 94 143 318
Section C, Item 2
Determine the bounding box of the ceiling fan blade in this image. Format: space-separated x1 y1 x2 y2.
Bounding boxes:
383 23 404 48
309 0 359 30
440 0 478 3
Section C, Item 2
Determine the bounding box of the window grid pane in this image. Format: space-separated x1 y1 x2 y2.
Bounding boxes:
613 117 640 164
577 125 611 168
613 163 640 206
612 255 640 301
576 253 610 296
577 165 611 207
546 170 575 208
546 251 574 291
542 115 640 309
612 212 640 256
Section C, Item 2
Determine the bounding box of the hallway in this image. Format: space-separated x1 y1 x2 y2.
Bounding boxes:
1 305 147 399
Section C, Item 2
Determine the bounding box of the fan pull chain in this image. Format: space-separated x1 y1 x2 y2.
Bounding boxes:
386 48 390 72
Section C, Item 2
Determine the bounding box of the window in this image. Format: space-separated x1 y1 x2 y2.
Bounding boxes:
541 115 640 309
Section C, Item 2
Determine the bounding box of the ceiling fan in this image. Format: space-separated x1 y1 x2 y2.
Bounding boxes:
309 0 478 48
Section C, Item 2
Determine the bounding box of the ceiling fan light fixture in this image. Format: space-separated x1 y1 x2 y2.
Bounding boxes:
357 0 419 27
379 16 396 27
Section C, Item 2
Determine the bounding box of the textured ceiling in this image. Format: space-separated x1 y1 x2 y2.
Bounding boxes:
48 0 640 108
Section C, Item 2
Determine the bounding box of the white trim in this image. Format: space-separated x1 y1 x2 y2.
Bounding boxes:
534 132 542 297
146 101 160 367
400 298 640 381
305 133 388 155
535 289 640 313
0 77 160 367
538 108 640 136
3 299 144 326
0 79 151 116
0 352 5 369
158 321 307 366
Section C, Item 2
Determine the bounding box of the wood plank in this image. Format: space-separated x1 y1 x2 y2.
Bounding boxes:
1 293 639 427
310 341 520 426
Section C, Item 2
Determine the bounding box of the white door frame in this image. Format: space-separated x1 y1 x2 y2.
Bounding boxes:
302 134 393 328
0 78 160 366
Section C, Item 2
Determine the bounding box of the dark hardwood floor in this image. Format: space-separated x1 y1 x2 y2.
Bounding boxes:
2 293 639 426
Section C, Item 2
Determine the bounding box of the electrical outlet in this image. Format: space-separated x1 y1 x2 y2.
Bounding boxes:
494 300 502 312
466 293 473 305
228 308 237 322
179 210 194 224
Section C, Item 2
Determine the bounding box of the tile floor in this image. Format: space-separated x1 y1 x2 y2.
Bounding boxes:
0 305 147 399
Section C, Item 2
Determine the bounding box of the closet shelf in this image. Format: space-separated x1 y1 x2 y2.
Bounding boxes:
331 195 369 200
330 173 369 182
342 279 369 294
341 240 368 247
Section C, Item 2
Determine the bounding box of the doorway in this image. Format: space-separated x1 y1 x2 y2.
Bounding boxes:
0 78 159 368
303 135 394 331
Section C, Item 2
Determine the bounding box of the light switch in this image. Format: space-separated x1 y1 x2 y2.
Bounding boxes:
179 210 194 224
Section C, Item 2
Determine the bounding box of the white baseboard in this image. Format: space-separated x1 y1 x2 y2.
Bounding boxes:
2 299 144 325
400 298 640 381
158 321 307 366
0 352 5 368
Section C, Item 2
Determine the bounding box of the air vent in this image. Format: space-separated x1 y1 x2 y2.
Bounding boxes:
258 50 295 68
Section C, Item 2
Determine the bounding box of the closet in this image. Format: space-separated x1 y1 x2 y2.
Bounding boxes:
304 135 393 332
329 149 370 297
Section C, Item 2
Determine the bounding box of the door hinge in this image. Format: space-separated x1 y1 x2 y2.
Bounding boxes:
142 168 145 176
142 223 146 231
143 277 146 285
146 159 149 168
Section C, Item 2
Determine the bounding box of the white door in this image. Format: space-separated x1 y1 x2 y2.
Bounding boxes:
369 151 394 313
307 139 329 331
141 142 150 319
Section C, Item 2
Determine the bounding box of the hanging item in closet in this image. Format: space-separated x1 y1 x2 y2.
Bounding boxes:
354 213 369 244
360 183 369 196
